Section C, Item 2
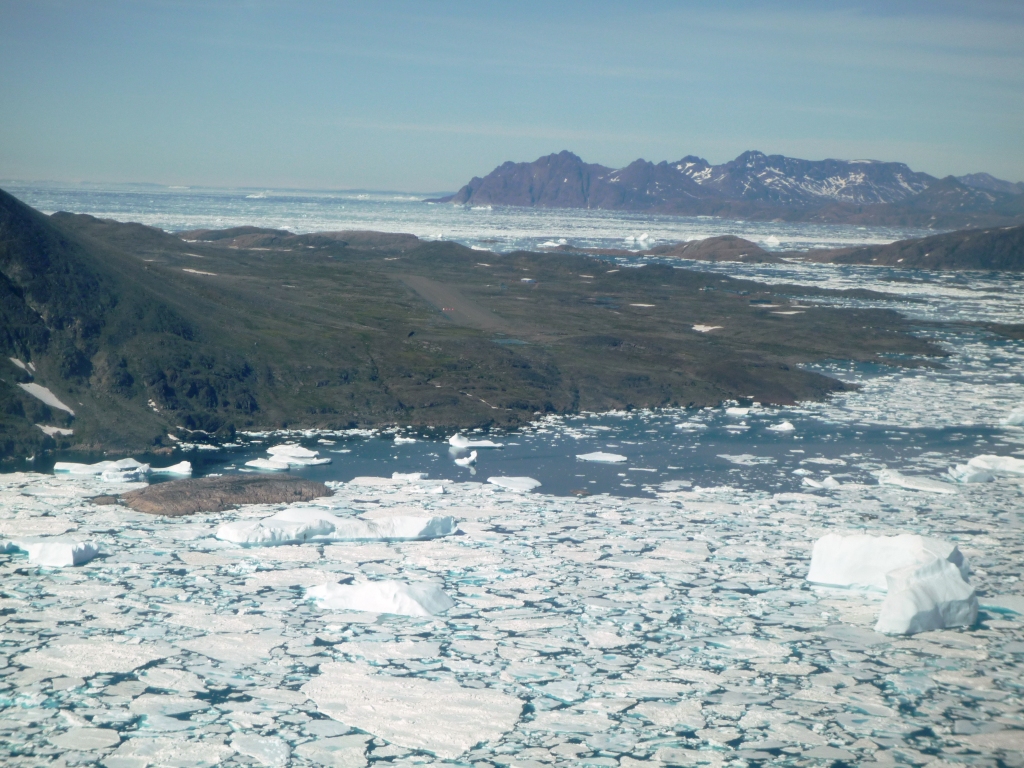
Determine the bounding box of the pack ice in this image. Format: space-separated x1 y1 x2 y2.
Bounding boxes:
808 533 977 635
217 508 456 546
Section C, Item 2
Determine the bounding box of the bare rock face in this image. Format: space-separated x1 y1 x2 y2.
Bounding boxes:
121 475 332 517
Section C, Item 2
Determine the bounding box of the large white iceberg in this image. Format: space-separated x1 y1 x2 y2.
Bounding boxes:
875 557 978 635
965 454 1024 477
487 476 541 492
53 458 191 482
449 434 504 450
808 533 969 591
807 533 976 635
266 444 331 466
948 464 993 484
3 538 98 567
217 508 456 547
307 580 455 616
576 451 627 463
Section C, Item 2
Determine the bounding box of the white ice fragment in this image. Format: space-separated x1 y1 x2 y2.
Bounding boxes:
1001 406 1024 426
449 434 504 449
150 461 192 475
802 476 841 489
394 436 417 444
392 471 428 480
692 324 722 333
966 454 1024 476
6 538 98 567
307 580 455 616
719 453 775 466
948 464 993 483
877 468 956 494
726 407 749 417
767 421 796 432
454 450 477 467
302 663 521 758
244 458 291 471
17 382 75 415
875 557 978 635
576 451 627 463
18 641 168 677
807 533 969 592
217 509 455 546
231 735 290 767
487 476 541 492
50 727 121 751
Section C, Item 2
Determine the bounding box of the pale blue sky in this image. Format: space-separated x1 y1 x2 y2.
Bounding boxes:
2 1 1022 190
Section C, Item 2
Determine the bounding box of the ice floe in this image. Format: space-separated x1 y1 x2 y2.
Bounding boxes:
692 324 722 332
766 420 796 432
217 508 456 546
454 449 477 466
964 453 1024 476
487 476 541 492
52 458 191 482
307 580 455 616
576 451 627 463
807 533 969 591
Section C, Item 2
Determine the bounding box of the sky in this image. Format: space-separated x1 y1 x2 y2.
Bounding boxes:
1 1 1022 191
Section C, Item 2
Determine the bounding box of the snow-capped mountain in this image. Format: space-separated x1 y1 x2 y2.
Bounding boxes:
437 151 1024 227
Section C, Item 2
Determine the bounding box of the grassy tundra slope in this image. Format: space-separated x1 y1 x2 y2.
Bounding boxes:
0 188 939 460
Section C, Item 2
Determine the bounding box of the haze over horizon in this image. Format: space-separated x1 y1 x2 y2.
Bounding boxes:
2 0 1022 191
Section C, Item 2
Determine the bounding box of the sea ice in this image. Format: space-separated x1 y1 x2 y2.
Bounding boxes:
449 434 504 449
217 509 456 546
4 538 97 567
726 406 750 417
54 458 149 476
965 454 1024 476
17 382 75 415
692 324 722 332
576 451 627 463
807 533 969 591
302 663 521 758
103 736 234 767
394 436 417 444
18 640 168 677
767 421 796 432
877 468 956 494
266 444 331 465
875 557 978 635
307 580 455 616
487 476 541 492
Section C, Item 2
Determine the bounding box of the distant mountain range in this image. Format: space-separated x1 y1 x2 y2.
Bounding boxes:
435 151 1024 228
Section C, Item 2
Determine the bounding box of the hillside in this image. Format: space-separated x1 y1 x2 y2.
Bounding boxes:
0 188 942 461
435 151 1024 228
799 224 1024 271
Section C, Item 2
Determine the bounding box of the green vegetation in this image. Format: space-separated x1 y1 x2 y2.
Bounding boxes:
0 188 940 461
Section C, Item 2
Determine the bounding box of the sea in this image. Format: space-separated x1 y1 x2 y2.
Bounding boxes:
4 181 1023 497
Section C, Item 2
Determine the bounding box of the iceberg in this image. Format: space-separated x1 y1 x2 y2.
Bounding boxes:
454 450 477 467
576 451 627 463
3 538 98 567
266 444 331 465
307 580 455 616
1001 406 1024 426
217 508 456 546
150 461 192 476
449 434 504 450
726 407 750 417
875 557 978 635
965 454 1024 477
877 468 956 494
54 458 149 476
807 533 969 591
244 458 291 471
767 421 796 432
948 464 993 484
487 476 541 492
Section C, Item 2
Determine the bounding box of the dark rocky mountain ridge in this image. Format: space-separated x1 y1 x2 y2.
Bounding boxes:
437 151 1024 228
